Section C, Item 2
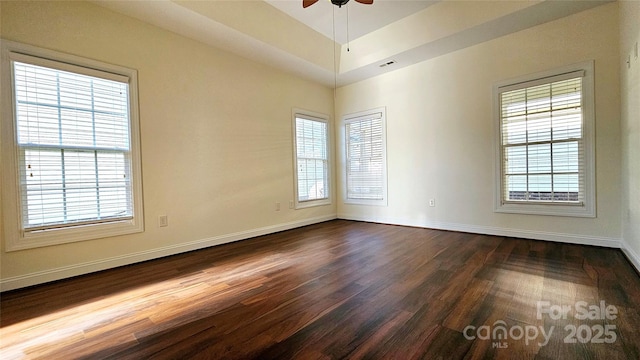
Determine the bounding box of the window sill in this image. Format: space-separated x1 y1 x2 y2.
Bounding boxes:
344 198 388 207
5 219 144 252
494 202 595 218
295 198 331 210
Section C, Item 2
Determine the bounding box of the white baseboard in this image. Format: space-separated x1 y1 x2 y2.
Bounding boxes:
338 214 622 248
4 214 634 292
621 239 640 274
0 214 337 292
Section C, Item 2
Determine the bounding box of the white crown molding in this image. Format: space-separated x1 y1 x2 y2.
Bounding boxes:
92 0 612 88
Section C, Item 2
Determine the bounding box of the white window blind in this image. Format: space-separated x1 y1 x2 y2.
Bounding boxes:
345 111 386 203
13 60 133 231
294 114 329 206
499 70 585 205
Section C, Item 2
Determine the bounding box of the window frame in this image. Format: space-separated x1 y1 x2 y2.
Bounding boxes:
1 40 144 251
292 109 331 209
342 107 388 207
493 61 596 217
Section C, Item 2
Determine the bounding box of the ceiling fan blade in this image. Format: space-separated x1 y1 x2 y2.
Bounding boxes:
354 0 373 4
303 0 319 8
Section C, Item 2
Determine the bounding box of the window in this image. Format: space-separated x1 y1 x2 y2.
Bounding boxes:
494 61 595 217
1 41 144 250
343 107 387 206
292 110 330 208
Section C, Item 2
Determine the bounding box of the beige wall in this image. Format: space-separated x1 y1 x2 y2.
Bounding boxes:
336 3 622 245
620 0 640 267
1 1 636 290
0 1 335 289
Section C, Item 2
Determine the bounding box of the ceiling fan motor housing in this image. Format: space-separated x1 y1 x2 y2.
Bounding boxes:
302 0 371 9
331 0 350 8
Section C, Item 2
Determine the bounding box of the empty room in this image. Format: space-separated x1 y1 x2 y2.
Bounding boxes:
1 0 639 358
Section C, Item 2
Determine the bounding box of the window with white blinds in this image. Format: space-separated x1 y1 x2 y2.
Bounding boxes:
2 41 144 250
495 62 595 217
344 108 387 205
293 112 330 208
15 61 132 229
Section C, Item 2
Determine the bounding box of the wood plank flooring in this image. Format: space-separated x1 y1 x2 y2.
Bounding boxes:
1 220 639 359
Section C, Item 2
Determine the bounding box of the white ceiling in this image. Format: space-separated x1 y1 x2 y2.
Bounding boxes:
264 0 438 45
94 0 611 88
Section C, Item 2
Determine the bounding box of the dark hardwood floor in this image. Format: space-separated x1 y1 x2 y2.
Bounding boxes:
1 220 639 359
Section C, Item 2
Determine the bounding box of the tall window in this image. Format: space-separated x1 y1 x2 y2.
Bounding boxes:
2 41 144 250
495 62 595 217
344 108 387 206
293 111 330 208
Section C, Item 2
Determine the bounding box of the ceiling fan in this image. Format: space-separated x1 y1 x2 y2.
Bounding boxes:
303 0 373 9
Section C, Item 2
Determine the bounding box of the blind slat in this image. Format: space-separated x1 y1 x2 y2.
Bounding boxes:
13 60 133 230
500 75 584 204
346 116 385 201
295 116 328 202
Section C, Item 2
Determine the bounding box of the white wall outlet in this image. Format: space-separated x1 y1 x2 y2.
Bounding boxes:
429 199 436 207
275 202 280 211
159 215 168 227
289 200 294 209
